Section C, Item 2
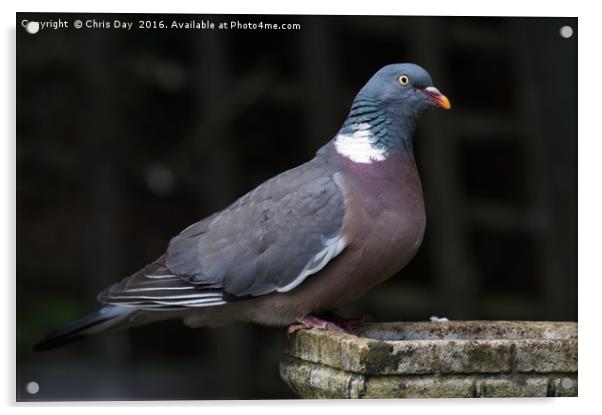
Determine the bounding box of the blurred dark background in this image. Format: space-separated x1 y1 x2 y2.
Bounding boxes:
16 14 577 400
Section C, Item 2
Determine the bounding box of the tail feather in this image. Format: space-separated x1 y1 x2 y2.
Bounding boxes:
34 305 136 352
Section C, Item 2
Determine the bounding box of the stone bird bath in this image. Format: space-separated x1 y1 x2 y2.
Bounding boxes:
280 320 577 398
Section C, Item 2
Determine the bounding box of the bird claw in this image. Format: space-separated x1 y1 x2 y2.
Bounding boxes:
287 316 345 334
287 314 373 335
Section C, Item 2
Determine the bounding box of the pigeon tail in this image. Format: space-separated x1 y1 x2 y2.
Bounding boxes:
33 305 137 352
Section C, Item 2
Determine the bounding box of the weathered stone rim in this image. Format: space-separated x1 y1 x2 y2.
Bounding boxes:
281 321 578 398
282 321 578 376
358 320 577 341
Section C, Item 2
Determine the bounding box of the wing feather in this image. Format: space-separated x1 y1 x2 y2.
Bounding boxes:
165 162 348 299
99 159 349 310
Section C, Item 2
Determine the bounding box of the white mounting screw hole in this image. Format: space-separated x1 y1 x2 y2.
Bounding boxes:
559 26 573 39
26 381 39 395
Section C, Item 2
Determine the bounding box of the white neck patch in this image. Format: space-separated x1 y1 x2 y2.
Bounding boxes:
333 123 387 164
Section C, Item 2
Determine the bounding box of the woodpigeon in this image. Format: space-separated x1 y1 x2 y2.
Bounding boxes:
35 63 451 351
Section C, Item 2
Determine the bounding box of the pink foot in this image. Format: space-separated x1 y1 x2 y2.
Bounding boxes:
287 315 345 334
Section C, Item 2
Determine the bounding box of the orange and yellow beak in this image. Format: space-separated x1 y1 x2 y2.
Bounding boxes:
423 86 451 110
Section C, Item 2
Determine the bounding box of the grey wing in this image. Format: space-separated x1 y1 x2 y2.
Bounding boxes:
99 162 348 309
168 164 348 298
97 256 226 309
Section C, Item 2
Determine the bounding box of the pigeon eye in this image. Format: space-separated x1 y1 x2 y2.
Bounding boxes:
398 75 410 86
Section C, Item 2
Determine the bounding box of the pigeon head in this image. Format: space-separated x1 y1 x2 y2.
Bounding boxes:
358 63 451 115
332 63 451 163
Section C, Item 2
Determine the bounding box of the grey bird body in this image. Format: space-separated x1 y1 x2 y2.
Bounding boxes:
35 63 450 351
167 147 424 329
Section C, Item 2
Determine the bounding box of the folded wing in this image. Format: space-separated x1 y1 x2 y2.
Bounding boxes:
98 162 348 310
